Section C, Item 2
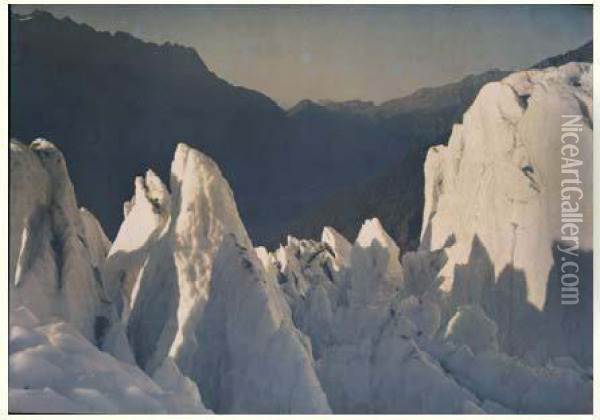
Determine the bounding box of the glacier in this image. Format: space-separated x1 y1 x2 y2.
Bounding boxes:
8 63 593 414
421 62 593 366
195 235 331 413
9 307 210 413
124 143 252 377
9 140 131 362
9 141 210 413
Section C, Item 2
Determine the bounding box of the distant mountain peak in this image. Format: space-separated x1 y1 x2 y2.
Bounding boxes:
287 99 327 116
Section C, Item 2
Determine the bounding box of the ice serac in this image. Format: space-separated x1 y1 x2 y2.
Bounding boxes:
421 63 593 365
122 144 329 413
321 226 352 269
264 216 591 413
168 143 252 365
126 143 252 375
264 221 480 413
196 235 331 414
9 139 125 358
273 234 344 358
351 218 404 307
103 170 171 323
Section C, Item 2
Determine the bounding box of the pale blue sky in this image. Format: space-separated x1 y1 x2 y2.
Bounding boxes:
13 5 593 107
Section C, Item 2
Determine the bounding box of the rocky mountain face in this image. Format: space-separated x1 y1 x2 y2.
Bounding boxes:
9 10 406 246
285 99 400 199
14 10 585 250
10 10 296 244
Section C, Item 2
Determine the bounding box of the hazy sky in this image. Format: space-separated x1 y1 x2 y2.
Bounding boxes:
13 5 593 107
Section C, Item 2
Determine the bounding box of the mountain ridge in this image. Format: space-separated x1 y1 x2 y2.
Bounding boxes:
10 9 405 245
10 9 593 251
10 9 295 244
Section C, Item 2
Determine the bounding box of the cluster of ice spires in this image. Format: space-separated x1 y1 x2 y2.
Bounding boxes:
9 63 593 413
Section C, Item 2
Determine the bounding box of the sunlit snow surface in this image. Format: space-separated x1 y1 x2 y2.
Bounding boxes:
9 63 593 414
421 62 593 366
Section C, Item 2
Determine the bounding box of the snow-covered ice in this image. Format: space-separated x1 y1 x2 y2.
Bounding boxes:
124 143 252 377
9 307 210 414
421 63 593 366
9 140 128 360
102 169 171 323
8 62 593 414
195 235 331 413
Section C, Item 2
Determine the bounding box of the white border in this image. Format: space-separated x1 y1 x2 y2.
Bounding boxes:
1 1 596 419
